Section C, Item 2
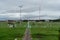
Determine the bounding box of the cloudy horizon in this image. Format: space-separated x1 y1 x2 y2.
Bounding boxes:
0 0 60 20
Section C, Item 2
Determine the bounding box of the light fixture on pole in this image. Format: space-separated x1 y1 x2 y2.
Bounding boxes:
39 0 42 22
19 5 23 24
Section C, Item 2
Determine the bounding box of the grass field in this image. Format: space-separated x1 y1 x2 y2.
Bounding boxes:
0 21 60 40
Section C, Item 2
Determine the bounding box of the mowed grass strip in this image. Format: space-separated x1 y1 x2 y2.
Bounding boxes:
30 22 59 40
0 22 60 40
0 22 26 40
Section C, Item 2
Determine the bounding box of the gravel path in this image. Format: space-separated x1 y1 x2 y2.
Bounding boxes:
22 28 32 40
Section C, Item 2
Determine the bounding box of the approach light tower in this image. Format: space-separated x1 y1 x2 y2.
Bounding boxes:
39 6 40 21
19 5 23 24
39 0 42 22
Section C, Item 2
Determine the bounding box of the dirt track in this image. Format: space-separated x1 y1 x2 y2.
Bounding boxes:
22 28 32 40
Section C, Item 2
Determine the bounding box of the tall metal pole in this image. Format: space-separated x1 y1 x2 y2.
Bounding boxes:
39 0 42 22
39 6 40 21
39 0 41 22
19 6 22 24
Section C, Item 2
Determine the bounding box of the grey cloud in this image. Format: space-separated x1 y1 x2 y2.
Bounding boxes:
6 6 39 13
0 0 60 13
0 0 60 20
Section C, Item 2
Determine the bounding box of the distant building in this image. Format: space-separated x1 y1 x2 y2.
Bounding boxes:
7 20 16 28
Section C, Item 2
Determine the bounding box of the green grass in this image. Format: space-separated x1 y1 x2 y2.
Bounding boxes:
0 22 60 40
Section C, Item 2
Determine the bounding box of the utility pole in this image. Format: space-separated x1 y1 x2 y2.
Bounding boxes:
39 0 43 22
39 6 40 22
19 5 23 24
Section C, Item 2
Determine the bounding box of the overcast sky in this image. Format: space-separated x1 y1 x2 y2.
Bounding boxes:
0 0 60 20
